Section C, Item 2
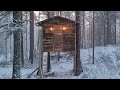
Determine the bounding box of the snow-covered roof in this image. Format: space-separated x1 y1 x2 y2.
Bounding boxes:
37 16 80 27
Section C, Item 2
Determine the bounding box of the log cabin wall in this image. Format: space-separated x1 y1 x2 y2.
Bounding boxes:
38 16 79 52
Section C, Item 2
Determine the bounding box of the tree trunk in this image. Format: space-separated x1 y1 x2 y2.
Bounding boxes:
104 11 106 46
10 33 12 60
46 11 51 72
92 11 95 64
5 30 7 61
74 11 83 76
37 11 41 53
29 11 34 64
20 11 24 67
50 11 54 17
37 12 43 76
59 11 62 16
12 11 21 79
104 11 108 46
83 11 85 49
37 27 43 77
115 12 116 45
107 11 110 45
25 11 28 61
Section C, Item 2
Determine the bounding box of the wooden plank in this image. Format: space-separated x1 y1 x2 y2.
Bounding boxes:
43 32 53 51
63 34 75 51
43 26 75 52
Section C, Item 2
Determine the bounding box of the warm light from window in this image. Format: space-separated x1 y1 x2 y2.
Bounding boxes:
62 27 67 30
50 27 54 31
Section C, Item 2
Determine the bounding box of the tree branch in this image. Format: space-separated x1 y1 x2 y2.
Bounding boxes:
0 24 8 29
0 11 11 22
0 11 9 16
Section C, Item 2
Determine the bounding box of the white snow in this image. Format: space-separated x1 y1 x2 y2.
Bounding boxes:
1 45 120 79
0 55 5 62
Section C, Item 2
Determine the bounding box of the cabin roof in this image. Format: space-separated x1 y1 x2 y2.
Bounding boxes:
37 16 80 26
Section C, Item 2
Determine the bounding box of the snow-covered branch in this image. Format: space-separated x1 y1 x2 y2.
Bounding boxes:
0 24 8 29
12 18 31 24
0 11 11 22
0 11 9 16
0 18 31 40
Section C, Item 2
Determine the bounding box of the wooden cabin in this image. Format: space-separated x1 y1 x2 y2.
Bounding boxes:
37 16 80 52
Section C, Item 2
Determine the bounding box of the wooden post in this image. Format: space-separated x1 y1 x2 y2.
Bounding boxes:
73 51 76 74
47 52 51 72
57 52 60 61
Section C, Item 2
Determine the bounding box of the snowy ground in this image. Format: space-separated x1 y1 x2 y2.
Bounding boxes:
1 45 120 79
